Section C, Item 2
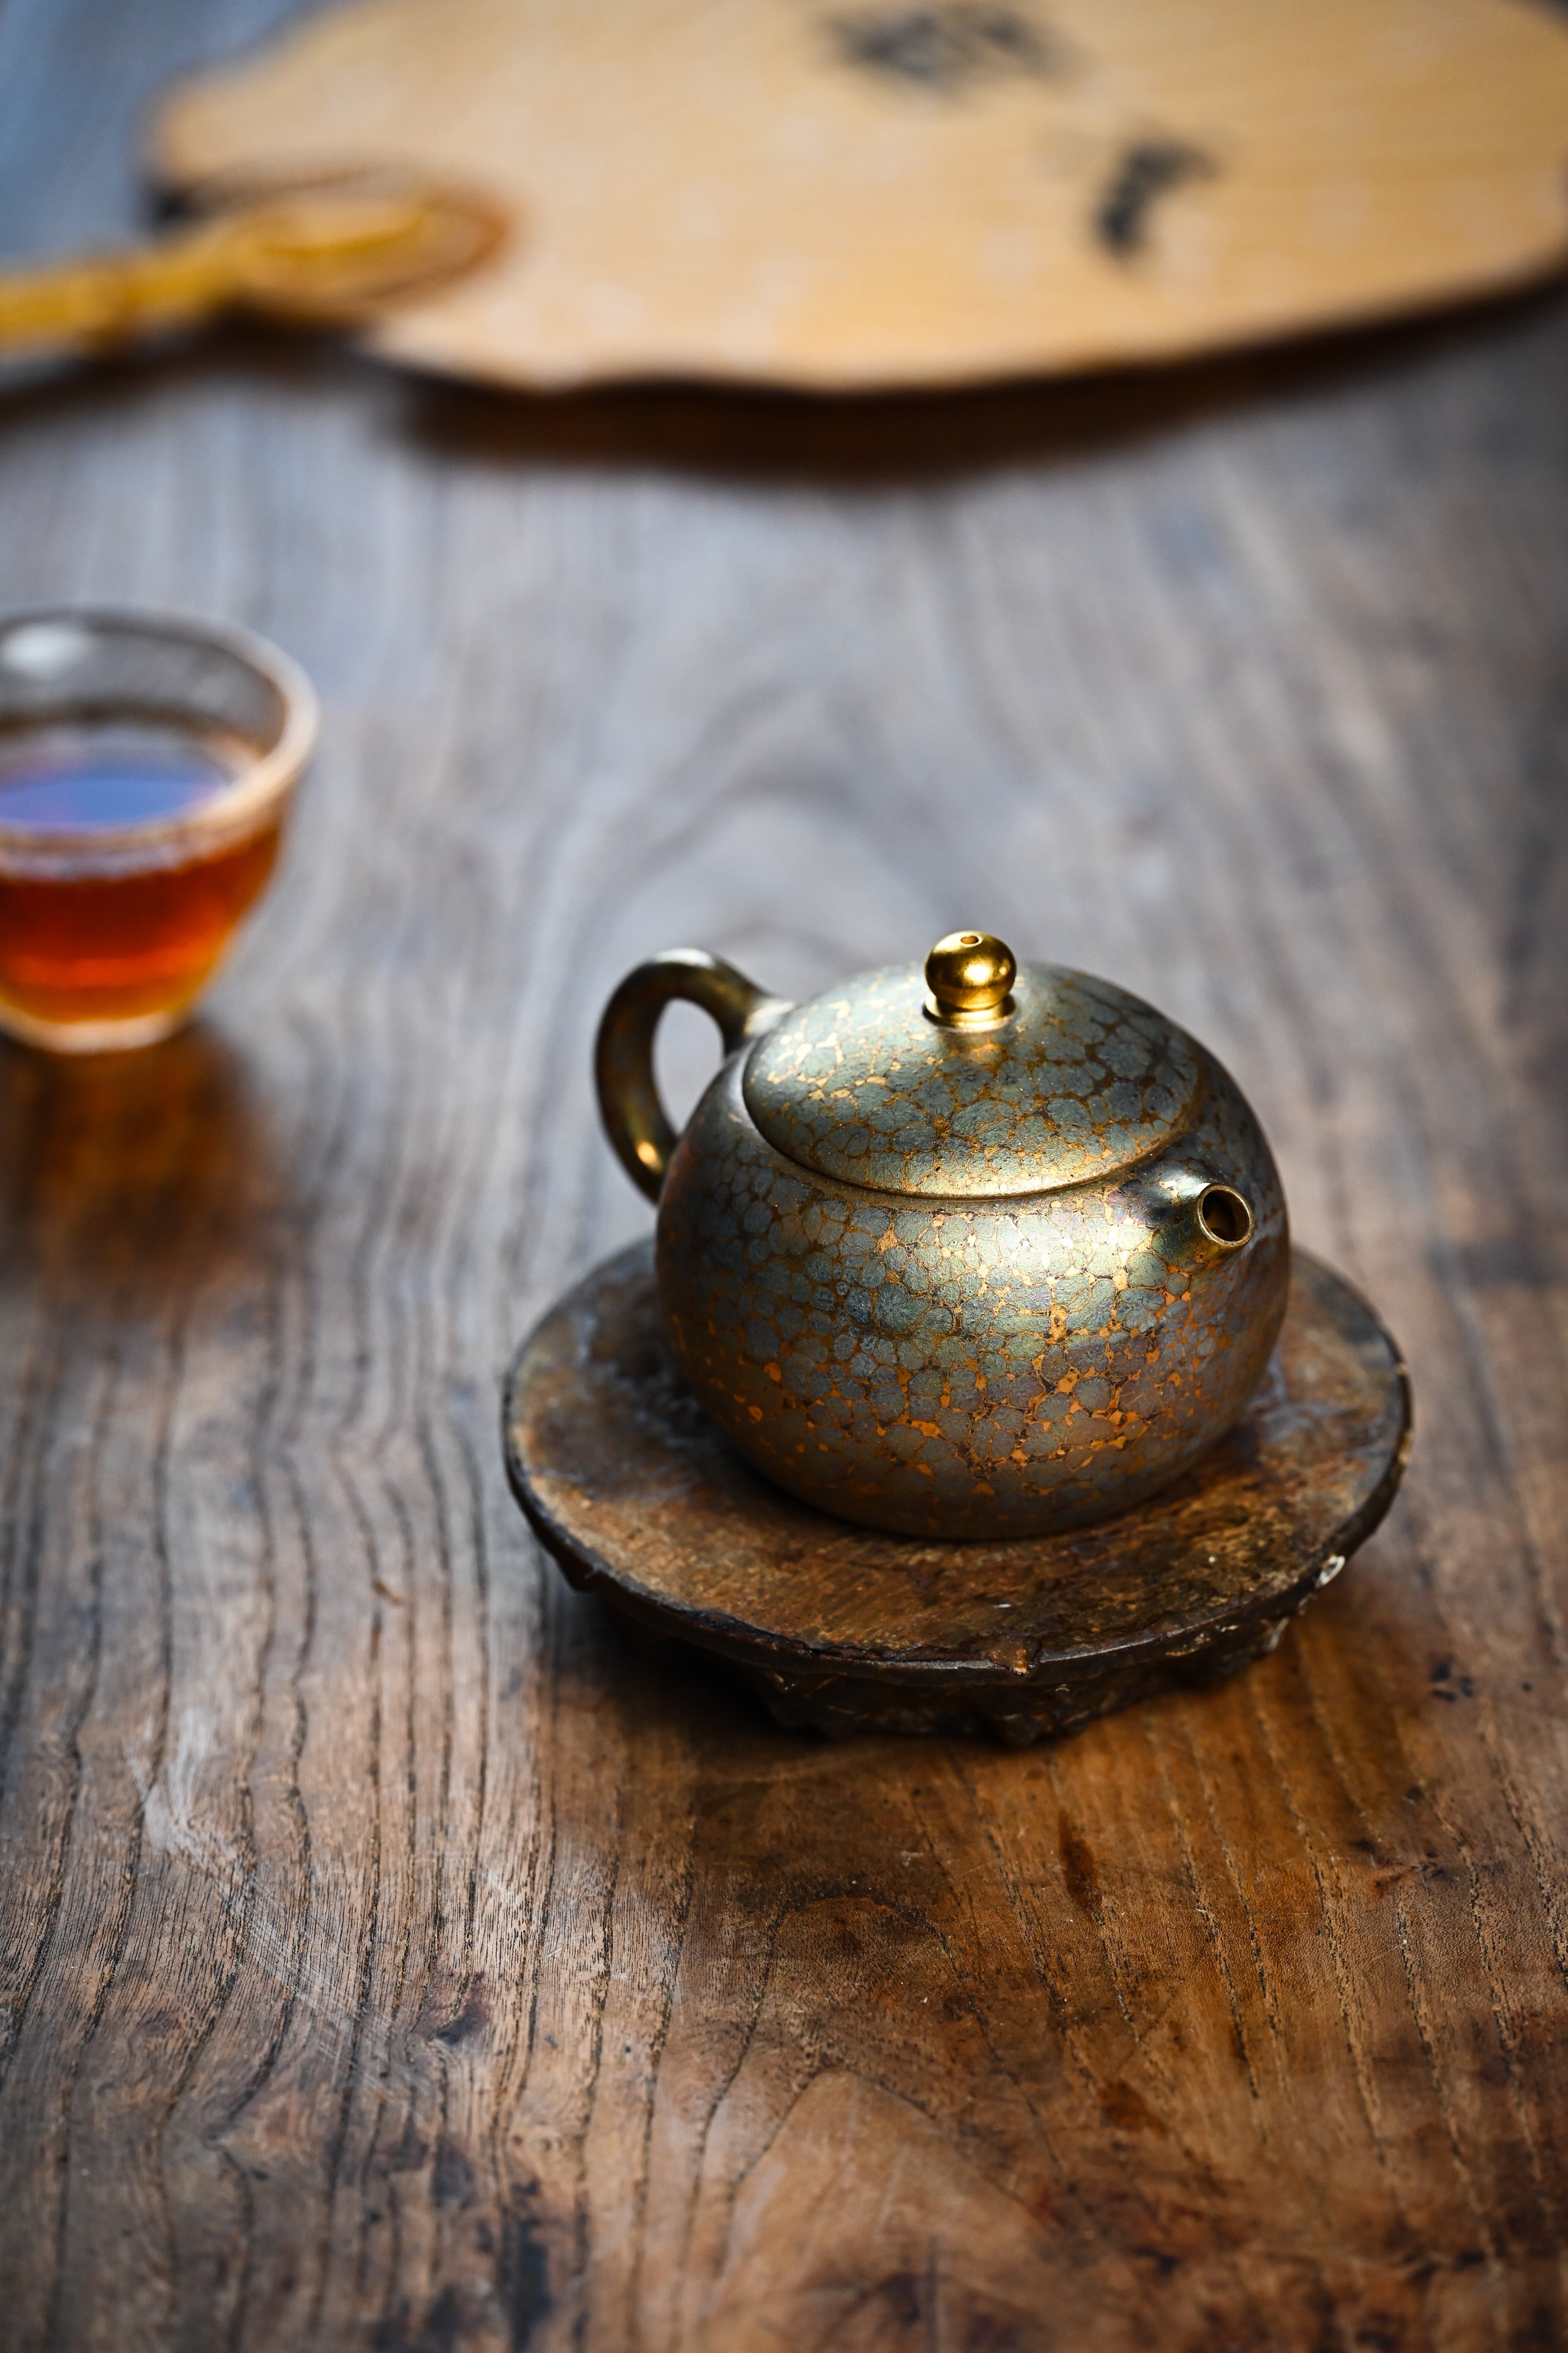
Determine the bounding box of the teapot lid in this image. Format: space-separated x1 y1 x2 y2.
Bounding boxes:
742 931 1201 1199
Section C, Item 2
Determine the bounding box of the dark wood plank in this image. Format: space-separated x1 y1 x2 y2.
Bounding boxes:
1 5 1566 2346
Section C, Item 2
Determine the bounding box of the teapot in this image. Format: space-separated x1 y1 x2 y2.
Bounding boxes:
595 932 1288 1540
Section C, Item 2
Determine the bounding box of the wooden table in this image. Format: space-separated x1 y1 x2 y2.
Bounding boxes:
2 6 1565 2347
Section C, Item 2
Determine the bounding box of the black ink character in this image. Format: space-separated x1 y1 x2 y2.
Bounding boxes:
1096 140 1217 257
830 4 1060 95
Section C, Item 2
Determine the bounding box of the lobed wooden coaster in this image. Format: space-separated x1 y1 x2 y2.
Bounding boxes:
152 0 1568 393
503 1240 1410 1742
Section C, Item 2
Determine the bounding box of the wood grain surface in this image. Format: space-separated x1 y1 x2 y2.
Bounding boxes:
2 4 1567 2347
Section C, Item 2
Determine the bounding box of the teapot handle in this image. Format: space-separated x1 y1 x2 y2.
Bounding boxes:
594 949 791 1203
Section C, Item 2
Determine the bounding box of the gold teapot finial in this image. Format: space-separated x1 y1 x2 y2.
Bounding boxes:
924 930 1016 1030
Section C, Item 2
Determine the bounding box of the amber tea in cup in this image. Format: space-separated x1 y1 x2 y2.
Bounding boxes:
0 609 316 1051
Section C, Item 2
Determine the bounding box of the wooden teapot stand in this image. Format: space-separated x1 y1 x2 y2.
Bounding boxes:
504 1241 1409 1744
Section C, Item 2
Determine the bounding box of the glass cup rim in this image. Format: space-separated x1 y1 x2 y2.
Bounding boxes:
0 604 319 868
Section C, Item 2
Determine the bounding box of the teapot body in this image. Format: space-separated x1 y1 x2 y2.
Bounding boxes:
657 1045 1287 1543
599 946 1289 1540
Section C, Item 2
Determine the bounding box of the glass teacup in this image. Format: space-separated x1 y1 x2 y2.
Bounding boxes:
0 607 317 1052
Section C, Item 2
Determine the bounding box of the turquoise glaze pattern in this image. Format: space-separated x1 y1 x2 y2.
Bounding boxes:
598 948 1290 1540
744 960 1200 1196
658 1050 1284 1536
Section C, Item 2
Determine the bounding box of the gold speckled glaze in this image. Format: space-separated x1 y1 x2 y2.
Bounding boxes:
744 958 1200 1197
596 941 1289 1539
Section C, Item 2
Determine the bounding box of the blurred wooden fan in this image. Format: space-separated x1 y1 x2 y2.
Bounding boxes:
152 0 1568 391
0 170 507 359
